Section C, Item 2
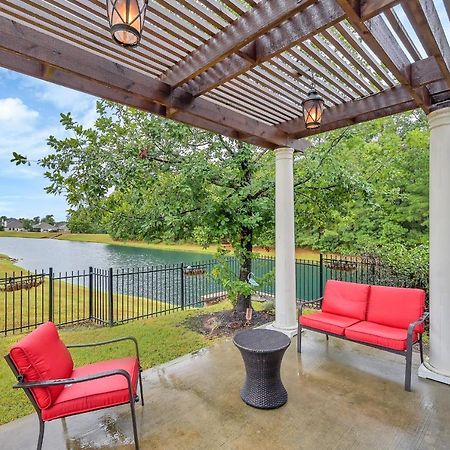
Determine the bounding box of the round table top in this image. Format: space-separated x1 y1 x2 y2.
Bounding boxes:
233 329 291 353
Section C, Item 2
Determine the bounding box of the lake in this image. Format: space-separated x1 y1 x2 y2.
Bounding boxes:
0 237 213 272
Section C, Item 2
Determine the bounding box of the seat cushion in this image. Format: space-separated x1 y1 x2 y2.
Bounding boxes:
9 322 73 409
322 280 370 320
42 357 139 421
367 285 426 332
345 321 413 351
300 311 361 336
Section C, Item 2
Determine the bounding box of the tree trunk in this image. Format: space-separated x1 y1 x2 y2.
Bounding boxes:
235 226 253 313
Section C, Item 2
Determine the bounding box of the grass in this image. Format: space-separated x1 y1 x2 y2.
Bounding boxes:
0 300 232 425
0 231 320 260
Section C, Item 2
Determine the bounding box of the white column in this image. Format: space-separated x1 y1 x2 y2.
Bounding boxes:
268 147 297 337
419 104 450 385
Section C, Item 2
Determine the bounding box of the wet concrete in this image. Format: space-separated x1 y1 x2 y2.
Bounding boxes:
1 332 450 450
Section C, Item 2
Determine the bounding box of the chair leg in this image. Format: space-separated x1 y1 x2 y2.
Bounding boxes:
130 395 140 450
405 343 413 392
297 324 302 353
139 369 145 406
37 417 45 450
419 335 424 364
326 334 329 341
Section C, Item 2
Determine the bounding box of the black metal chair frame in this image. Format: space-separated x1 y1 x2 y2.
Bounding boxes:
297 298 429 392
5 336 144 450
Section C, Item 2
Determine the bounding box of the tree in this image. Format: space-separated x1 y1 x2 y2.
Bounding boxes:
42 214 55 225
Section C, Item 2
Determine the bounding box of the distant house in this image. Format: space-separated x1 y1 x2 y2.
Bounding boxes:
2 218 24 231
53 222 69 232
32 222 55 232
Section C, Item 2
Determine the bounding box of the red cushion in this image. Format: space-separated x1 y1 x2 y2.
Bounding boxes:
300 311 361 336
9 322 73 409
322 280 370 320
345 321 415 351
41 357 139 421
367 285 426 332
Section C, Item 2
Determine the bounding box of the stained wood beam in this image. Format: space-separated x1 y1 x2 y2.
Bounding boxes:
403 0 450 90
360 0 401 20
335 0 431 111
186 0 345 97
279 56 446 137
0 15 307 151
160 0 317 87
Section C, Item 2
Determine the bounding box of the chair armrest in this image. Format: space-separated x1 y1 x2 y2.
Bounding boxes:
297 297 323 316
13 368 133 391
407 311 429 342
67 336 140 362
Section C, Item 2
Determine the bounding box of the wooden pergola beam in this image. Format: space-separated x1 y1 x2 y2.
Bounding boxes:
336 0 431 111
160 0 316 87
403 0 450 90
360 0 401 20
279 56 448 137
0 15 307 151
185 0 345 96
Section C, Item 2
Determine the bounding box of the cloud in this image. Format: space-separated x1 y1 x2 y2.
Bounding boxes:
0 97 39 124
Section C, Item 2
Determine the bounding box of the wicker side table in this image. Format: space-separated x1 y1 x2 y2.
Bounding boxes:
233 329 291 409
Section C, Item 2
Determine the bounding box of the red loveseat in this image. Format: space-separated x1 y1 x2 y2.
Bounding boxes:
297 280 428 391
5 322 144 450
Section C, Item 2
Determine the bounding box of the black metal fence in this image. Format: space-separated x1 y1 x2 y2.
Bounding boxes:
0 254 426 335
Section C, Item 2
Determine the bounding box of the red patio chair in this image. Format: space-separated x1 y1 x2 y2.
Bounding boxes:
4 322 144 450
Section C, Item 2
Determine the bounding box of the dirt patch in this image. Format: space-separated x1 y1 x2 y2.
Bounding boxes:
183 309 275 339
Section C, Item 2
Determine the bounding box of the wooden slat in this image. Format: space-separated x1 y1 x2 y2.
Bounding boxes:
310 34 373 95
161 0 317 87
403 0 450 89
335 0 430 110
383 8 422 61
185 0 345 96
0 14 308 150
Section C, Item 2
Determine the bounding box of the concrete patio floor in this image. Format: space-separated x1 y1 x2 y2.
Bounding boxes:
1 331 450 450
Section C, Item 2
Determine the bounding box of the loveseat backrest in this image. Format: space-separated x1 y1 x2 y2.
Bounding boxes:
322 280 370 320
367 285 426 331
8 322 74 410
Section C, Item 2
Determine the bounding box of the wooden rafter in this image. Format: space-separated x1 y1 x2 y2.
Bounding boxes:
335 0 432 111
280 55 446 137
0 15 307 151
160 0 317 87
184 0 345 96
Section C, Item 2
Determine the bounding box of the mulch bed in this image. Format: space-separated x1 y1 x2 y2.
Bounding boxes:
183 309 275 339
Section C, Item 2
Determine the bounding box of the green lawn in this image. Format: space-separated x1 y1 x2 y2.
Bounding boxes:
0 301 230 425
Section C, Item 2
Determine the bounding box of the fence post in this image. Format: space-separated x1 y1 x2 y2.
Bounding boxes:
108 268 114 326
180 263 185 310
88 267 93 320
319 254 324 298
48 267 54 322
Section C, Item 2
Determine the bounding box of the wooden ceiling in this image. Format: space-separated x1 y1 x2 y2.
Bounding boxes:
0 0 448 150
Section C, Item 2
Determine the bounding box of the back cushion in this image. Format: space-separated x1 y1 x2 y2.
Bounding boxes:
322 280 370 320
9 322 73 409
367 285 426 331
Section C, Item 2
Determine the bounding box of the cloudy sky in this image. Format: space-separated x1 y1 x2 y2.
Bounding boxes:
0 2 448 221
0 70 98 221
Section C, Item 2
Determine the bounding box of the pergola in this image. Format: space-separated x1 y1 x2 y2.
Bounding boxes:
0 0 449 385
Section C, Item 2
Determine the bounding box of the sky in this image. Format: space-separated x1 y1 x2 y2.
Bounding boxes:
0 70 98 221
0 1 448 222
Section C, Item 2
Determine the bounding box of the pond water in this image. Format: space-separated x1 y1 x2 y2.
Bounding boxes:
0 237 212 272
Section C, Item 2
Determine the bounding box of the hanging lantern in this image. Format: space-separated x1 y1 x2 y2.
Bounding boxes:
302 89 325 129
302 73 325 129
107 0 148 48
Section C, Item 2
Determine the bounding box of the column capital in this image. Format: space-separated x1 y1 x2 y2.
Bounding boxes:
428 105 450 131
274 147 294 159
